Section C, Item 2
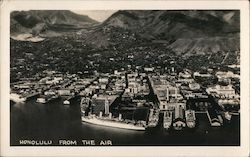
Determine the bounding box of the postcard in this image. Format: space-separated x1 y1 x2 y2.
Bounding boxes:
0 0 249 156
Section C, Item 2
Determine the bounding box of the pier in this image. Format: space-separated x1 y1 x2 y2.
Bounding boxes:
24 92 40 100
206 108 222 127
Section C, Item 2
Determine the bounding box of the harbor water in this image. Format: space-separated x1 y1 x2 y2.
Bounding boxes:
10 98 240 146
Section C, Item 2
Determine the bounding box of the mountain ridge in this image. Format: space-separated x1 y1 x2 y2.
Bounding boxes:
83 10 240 55
10 10 240 55
10 10 99 40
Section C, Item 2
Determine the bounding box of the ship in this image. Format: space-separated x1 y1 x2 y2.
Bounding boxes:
82 113 146 131
163 111 172 129
81 93 146 130
185 110 196 128
10 93 26 103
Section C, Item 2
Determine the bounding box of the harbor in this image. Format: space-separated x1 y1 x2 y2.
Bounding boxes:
10 97 240 146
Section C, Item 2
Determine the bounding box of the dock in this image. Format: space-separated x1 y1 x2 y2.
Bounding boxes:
24 92 40 99
206 110 212 125
206 108 222 127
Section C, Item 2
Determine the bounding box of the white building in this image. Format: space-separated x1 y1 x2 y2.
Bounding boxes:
99 77 109 84
193 72 212 78
57 89 72 96
216 71 240 82
206 84 236 98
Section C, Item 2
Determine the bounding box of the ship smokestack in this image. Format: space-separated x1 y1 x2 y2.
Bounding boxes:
105 98 109 115
118 113 122 121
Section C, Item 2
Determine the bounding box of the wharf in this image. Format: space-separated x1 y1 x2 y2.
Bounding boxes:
23 92 40 100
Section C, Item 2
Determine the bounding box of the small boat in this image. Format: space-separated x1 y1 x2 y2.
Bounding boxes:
223 111 232 121
36 97 46 103
63 100 70 105
62 96 73 105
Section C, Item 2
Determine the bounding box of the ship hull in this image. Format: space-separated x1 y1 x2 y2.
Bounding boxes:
82 117 145 131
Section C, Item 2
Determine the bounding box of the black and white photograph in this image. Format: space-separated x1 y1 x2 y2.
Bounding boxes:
1 0 249 156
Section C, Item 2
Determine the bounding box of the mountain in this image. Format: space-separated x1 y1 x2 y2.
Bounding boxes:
84 10 240 55
10 10 98 41
10 10 240 56
103 10 240 38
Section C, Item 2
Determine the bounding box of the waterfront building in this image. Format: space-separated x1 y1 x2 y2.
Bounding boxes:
10 93 26 103
173 104 186 130
57 89 72 96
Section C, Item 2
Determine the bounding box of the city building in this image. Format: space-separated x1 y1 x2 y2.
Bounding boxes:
206 84 236 98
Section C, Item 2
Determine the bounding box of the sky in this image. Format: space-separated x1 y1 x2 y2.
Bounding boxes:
71 10 117 22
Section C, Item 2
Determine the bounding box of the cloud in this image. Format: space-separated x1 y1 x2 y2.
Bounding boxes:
71 10 117 22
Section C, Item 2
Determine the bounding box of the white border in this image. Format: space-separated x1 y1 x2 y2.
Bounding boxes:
1 0 249 157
